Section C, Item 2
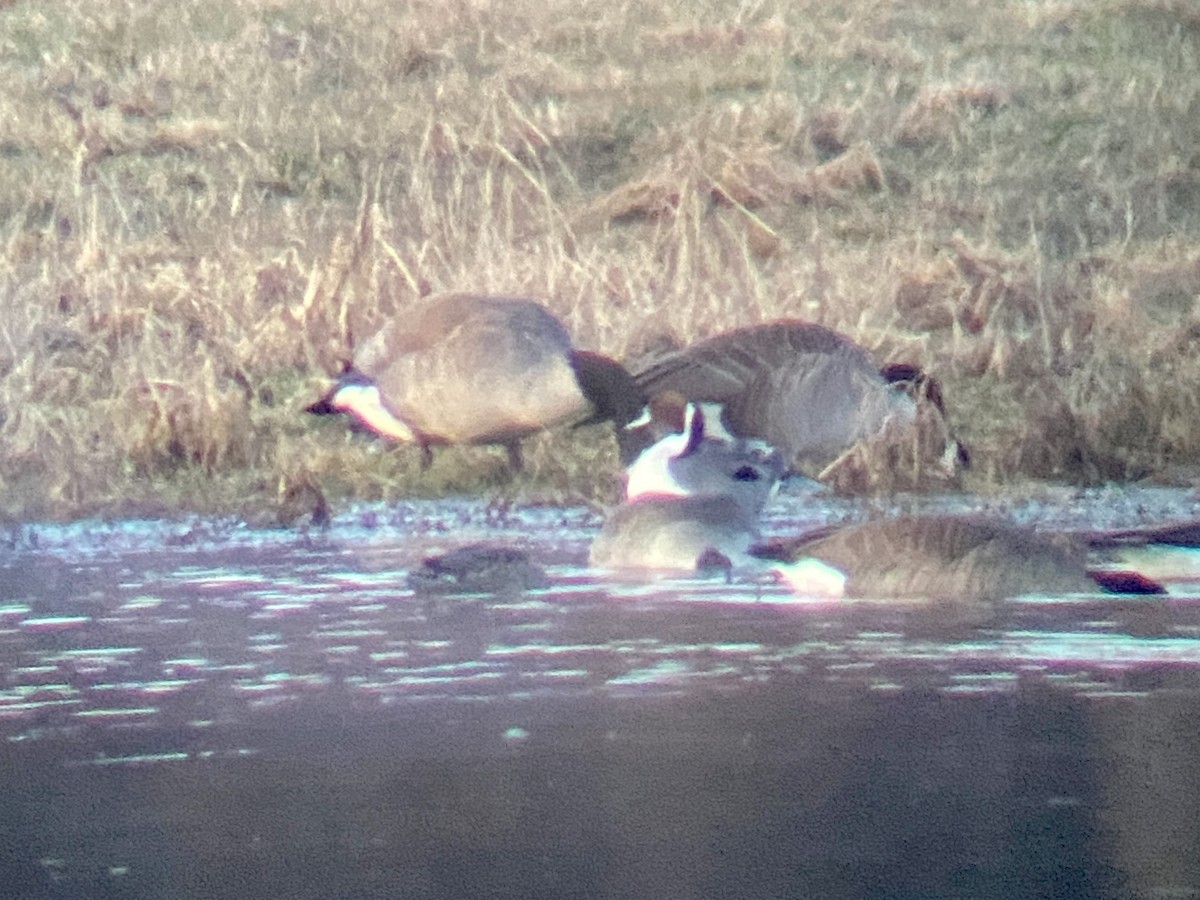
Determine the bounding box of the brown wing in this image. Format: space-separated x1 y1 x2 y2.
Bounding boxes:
634 320 868 404
762 516 1095 601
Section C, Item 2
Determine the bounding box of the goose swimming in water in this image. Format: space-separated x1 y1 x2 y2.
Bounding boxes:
408 544 549 595
756 516 1163 602
622 393 783 503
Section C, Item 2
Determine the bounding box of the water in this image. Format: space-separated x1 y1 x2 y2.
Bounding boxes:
3 487 1200 899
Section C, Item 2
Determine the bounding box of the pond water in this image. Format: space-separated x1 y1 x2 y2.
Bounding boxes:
3 486 1200 899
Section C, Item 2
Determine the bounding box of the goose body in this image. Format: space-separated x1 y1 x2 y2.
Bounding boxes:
633 320 961 478
589 494 763 571
759 516 1105 602
308 294 643 468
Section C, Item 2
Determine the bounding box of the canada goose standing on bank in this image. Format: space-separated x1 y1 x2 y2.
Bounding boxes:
307 294 645 470
631 320 966 479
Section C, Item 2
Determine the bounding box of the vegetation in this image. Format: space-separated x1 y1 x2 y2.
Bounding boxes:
2 0 1199 522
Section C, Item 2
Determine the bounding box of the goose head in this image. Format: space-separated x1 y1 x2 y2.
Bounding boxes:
624 396 784 516
305 366 417 443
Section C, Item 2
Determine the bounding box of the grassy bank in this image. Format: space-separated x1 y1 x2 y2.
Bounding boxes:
1 0 1199 522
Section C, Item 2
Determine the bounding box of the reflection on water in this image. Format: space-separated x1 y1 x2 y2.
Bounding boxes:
3 488 1200 899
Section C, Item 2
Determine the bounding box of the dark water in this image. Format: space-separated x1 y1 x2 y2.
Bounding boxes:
3 488 1200 899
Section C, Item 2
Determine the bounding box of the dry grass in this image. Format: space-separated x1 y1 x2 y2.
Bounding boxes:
1 0 1199 521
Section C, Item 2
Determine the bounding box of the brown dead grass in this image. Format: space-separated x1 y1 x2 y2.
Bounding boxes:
1 0 1199 520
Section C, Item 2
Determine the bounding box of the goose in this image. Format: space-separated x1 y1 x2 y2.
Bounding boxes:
757 516 1163 602
307 293 645 470
588 494 768 572
623 393 783 502
631 320 966 480
589 404 785 571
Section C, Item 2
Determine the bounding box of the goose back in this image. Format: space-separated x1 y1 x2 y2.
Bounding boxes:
589 495 761 571
358 294 587 446
408 544 549 595
761 516 1097 601
634 321 916 473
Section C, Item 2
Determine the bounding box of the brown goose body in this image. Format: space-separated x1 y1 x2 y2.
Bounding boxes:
633 321 957 477
760 515 1134 602
309 294 642 468
589 495 763 571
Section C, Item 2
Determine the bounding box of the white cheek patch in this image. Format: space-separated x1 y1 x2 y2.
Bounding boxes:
624 403 699 500
773 557 847 597
623 402 785 504
625 432 690 500
940 439 962 474
695 402 736 441
331 384 416 443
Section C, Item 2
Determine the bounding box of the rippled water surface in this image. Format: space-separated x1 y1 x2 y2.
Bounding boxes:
4 487 1200 899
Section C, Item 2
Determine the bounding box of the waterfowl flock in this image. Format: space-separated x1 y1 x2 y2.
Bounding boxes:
309 293 1193 602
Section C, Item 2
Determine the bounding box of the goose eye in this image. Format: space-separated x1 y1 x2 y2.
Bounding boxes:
733 466 761 482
